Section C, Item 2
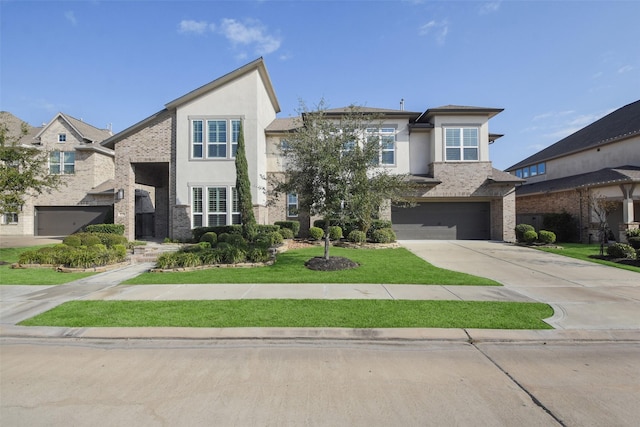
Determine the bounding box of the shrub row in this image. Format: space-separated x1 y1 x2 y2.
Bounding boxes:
515 224 556 245
156 245 270 269
312 219 392 239
192 224 288 242
63 232 128 248
84 224 125 235
18 244 127 268
274 221 300 237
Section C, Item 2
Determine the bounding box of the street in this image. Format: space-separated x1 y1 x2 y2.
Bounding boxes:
2 338 639 426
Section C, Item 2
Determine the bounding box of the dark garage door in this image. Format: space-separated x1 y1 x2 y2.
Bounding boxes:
35 206 112 236
392 202 490 240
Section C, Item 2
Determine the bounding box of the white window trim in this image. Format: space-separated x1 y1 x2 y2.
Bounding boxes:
58 133 66 143
190 117 243 161
366 127 397 166
444 127 479 162
287 193 299 217
190 185 240 228
1 212 19 225
49 150 75 175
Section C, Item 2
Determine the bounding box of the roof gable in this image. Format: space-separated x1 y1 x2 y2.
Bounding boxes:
507 99 640 170
35 112 111 144
165 57 280 113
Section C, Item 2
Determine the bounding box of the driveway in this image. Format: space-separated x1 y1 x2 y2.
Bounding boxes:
400 240 640 330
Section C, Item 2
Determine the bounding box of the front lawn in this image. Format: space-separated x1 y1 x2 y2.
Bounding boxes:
0 245 96 285
538 243 640 273
19 300 553 329
125 247 500 286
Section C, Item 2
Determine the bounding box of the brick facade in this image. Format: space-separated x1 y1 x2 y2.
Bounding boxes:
113 110 175 241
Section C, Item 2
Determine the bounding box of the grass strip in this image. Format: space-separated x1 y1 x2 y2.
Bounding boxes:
0 245 96 285
125 247 499 286
537 243 640 273
19 300 553 329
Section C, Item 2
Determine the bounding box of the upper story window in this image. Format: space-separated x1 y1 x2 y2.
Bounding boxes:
366 128 396 165
49 151 75 175
191 118 242 160
514 162 546 179
445 127 478 161
58 133 66 142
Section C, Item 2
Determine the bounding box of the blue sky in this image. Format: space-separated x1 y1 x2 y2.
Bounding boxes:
1 0 639 169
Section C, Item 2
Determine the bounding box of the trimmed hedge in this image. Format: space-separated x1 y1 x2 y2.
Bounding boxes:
347 230 367 244
199 232 218 246
627 236 640 250
278 227 294 240
192 225 242 242
18 244 127 268
523 230 538 244
275 221 300 237
85 224 125 235
538 230 557 244
515 224 535 242
309 227 324 240
370 228 396 243
329 226 343 241
606 243 636 259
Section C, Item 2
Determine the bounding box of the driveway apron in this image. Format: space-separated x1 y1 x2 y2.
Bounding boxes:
400 240 640 330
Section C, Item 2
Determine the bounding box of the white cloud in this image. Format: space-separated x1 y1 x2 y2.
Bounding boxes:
219 18 281 55
618 65 633 74
479 1 501 15
65 11 77 26
419 19 449 45
532 110 574 121
178 20 210 34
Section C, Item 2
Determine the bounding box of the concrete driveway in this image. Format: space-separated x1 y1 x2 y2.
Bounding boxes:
400 240 640 330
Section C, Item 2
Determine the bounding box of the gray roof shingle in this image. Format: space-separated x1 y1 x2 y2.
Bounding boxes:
516 165 640 196
507 99 640 171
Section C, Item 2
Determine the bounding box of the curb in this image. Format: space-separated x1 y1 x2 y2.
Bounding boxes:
2 325 639 343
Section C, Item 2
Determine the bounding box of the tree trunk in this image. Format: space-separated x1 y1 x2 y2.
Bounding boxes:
324 220 330 260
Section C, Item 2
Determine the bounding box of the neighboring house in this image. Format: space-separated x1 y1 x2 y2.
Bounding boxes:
0 112 116 236
103 58 519 242
505 99 640 242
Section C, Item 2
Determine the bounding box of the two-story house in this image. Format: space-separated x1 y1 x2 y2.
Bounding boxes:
506 99 640 242
103 58 519 242
0 112 116 236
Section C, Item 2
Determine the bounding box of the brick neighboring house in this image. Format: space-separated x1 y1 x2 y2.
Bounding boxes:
505 99 640 243
103 58 520 242
0 112 117 236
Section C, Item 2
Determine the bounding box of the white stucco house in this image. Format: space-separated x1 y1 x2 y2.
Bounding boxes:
102 58 519 242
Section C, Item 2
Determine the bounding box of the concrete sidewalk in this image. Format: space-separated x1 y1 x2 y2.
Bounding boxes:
1 240 639 341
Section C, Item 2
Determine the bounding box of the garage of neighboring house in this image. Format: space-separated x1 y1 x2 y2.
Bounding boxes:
34 206 112 236
391 202 491 240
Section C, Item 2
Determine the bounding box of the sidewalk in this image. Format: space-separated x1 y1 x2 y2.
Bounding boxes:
2 240 639 342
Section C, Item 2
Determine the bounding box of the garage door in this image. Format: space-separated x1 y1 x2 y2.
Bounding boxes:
35 206 112 236
391 202 490 240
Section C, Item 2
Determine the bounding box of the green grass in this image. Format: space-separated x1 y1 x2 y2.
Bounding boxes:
538 243 640 273
0 245 96 285
19 300 554 329
124 247 500 286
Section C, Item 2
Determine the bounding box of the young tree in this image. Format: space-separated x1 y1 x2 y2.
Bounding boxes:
234 121 257 240
273 101 413 262
0 120 61 215
588 190 619 254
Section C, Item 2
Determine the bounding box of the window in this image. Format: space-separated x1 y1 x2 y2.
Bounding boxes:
191 118 242 159
515 162 545 179
445 128 479 161
231 119 241 158
208 187 227 226
207 120 227 158
231 187 241 224
537 162 546 175
192 120 203 158
287 193 298 217
191 186 239 227
192 187 203 227
366 128 396 165
49 151 75 174
58 133 66 142
2 212 18 225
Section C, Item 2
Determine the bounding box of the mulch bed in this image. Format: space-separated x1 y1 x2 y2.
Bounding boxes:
589 255 640 267
304 256 359 271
